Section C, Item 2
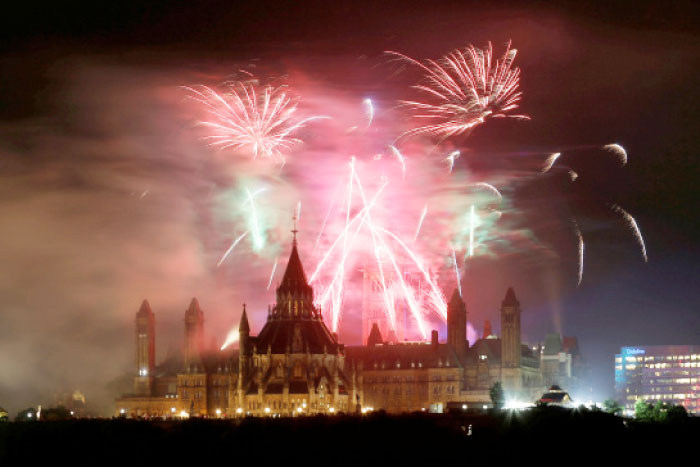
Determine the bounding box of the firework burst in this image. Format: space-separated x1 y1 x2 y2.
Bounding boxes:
185 81 325 163
388 41 529 140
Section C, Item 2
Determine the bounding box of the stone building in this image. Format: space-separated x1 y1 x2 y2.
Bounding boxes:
117 235 572 417
347 288 543 413
116 235 358 417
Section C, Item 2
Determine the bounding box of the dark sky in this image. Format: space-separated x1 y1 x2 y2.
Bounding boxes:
0 1 698 413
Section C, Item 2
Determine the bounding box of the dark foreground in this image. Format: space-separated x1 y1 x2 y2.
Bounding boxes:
1 408 696 465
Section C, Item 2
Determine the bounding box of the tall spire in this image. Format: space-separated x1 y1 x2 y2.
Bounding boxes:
292 212 298 246
277 232 312 299
239 303 250 333
502 287 519 306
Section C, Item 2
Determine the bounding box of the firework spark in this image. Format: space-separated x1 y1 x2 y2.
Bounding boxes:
542 152 561 173
217 231 249 267
573 221 585 286
389 41 529 140
389 145 407 177
267 259 279 290
612 204 648 262
220 327 239 350
363 98 374 129
413 204 428 241
604 144 628 166
185 81 325 162
445 150 460 173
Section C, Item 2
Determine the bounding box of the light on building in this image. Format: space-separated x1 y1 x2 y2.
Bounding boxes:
180 410 188 418
329 407 335 413
119 409 126 415
302 402 307 408
171 407 176 413
297 407 303 413
215 408 222 416
70 411 74 416
236 408 243 414
27 412 33 418
264 407 271 414
483 405 487 410
462 404 467 410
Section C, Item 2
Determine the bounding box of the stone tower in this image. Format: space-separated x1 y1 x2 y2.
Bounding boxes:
446 289 467 361
134 299 155 395
500 287 521 369
184 298 204 371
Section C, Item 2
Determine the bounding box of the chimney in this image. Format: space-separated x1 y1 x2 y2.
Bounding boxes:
431 330 439 348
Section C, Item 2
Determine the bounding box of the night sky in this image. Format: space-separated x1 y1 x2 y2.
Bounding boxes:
0 1 698 414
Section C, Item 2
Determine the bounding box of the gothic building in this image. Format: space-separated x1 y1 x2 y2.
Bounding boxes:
116 236 358 417
116 236 573 417
346 288 543 413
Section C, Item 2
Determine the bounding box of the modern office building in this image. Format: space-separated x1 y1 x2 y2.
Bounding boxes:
615 345 700 415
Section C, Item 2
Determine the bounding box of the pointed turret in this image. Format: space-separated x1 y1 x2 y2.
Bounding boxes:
138 299 153 317
483 319 493 339
447 288 467 361
184 297 204 371
134 299 155 395
502 287 519 307
501 287 522 369
277 242 313 300
367 323 383 346
239 303 250 334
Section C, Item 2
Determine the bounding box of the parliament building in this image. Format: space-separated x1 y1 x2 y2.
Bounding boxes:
116 235 580 417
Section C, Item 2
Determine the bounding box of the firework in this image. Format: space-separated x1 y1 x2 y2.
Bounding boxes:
542 152 561 173
185 81 324 162
413 204 428 241
363 98 374 128
573 221 584 286
267 259 279 290
612 204 648 262
217 231 249 267
603 144 628 166
445 150 460 173
220 327 239 351
388 41 529 140
389 145 407 177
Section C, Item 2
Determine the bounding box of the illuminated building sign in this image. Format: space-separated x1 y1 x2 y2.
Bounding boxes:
623 347 645 356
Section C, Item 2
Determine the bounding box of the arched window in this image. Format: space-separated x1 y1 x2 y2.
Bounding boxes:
293 362 303 378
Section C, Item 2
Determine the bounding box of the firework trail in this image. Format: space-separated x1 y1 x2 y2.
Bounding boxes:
389 145 407 177
363 98 374 128
388 41 529 140
217 231 249 267
445 150 460 173
185 81 325 162
244 188 265 251
473 182 503 202
611 204 648 262
603 144 628 166
413 204 428 241
267 259 279 290
573 221 585 286
220 327 239 350
469 204 476 257
542 152 561 173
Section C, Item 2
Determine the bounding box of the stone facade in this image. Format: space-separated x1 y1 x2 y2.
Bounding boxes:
116 238 569 417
